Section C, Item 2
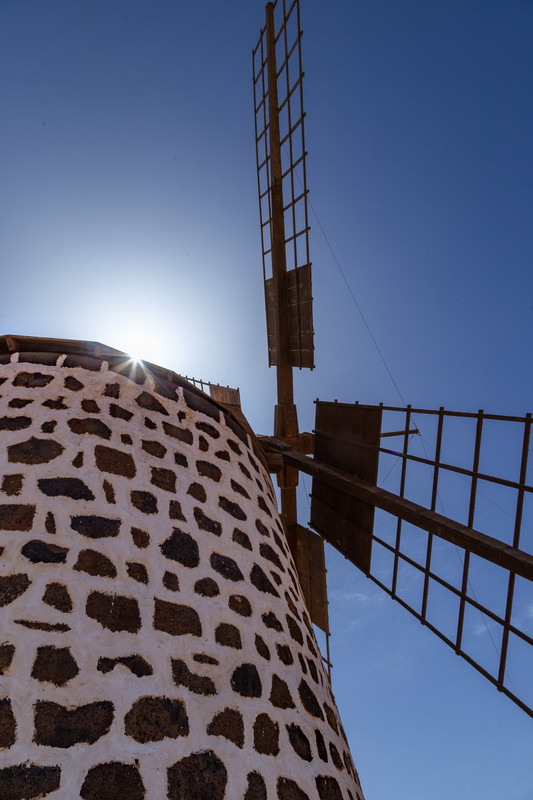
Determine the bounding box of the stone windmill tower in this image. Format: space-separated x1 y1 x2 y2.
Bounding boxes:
0 333 362 800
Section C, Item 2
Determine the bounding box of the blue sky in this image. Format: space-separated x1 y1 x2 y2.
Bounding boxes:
1 1 532 798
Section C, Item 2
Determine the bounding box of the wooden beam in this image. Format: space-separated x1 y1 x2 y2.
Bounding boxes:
261 437 533 582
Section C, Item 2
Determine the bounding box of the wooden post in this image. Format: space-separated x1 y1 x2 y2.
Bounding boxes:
266 1 299 536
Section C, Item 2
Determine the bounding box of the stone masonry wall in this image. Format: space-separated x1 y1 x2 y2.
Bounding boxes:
0 351 364 800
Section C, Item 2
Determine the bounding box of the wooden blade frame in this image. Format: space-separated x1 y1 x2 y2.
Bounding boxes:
253 0 314 372
262 402 533 719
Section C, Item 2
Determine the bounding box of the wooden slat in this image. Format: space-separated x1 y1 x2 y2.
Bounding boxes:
310 402 382 573
265 265 314 369
296 525 329 633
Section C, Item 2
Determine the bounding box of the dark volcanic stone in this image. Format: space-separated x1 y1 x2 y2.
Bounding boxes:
262 611 283 631
167 750 227 800
174 452 188 468
15 620 70 632
151 467 176 493
287 724 312 761
161 529 200 568
109 403 134 421
207 707 244 748
193 507 221 536
316 729 328 762
95 445 136 478
194 577 219 597
136 391 169 415
8 398 33 408
0 698 16 747
269 676 295 711
42 582 72 613
74 549 117 578
239 462 251 479
8 437 63 464
81 762 145 800
255 634 270 660
34 701 113 747
244 772 267 800
232 528 252 550
260 542 283 570
215 623 242 649
86 591 141 633
258 496 272 516
218 496 247 521
1 474 23 495
230 479 250 499
127 562 148 584
324 703 339 734
154 599 202 637
210 552 243 582
195 421 219 439
97 655 153 678
163 421 193 444
298 680 324 720
187 482 206 502
142 439 166 458
193 653 218 665
0 764 61 799
169 500 186 521
228 594 251 617
103 479 116 503
43 397 67 409
196 460 222 481
329 742 344 770
131 527 149 548
277 777 310 800
130 490 157 514
277 645 294 666
163 571 179 591
68 418 112 439
71 515 120 539
171 658 216 696
316 776 344 800
253 713 279 756
31 646 79 686
0 573 31 606
64 375 84 391
38 477 95 501
81 399 100 413
21 540 68 564
0 643 15 674
104 382 120 398
286 615 304 645
125 696 189 743
13 371 53 388
230 663 262 698
250 564 279 596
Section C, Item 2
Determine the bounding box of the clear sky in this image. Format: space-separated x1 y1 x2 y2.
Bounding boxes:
1 1 532 798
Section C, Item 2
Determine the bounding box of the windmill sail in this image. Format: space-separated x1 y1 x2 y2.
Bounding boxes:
253 0 314 371
262 402 533 718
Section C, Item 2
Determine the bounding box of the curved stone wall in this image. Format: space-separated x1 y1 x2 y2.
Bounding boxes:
0 350 364 800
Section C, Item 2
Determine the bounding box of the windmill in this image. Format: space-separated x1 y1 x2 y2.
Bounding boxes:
252 0 533 723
